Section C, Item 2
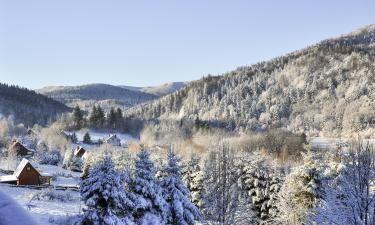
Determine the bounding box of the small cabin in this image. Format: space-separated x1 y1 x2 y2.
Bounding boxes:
9 141 33 156
74 146 86 158
104 134 121 147
27 129 36 136
0 159 51 186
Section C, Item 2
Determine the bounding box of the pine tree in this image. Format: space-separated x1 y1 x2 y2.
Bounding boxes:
202 145 240 225
71 132 78 143
129 149 167 225
80 156 136 225
182 154 204 208
161 150 201 225
83 132 92 144
108 108 117 129
72 105 84 129
239 157 282 223
96 106 105 128
89 105 98 128
115 108 123 130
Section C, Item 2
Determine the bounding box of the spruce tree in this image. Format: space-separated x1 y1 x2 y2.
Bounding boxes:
182 154 204 208
72 105 84 129
115 108 123 130
71 132 78 143
96 106 105 128
107 108 117 129
129 149 167 225
83 132 92 144
161 150 201 225
80 156 136 225
89 105 98 128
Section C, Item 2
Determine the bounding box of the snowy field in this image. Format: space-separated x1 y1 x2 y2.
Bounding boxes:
0 185 81 225
0 162 82 225
67 130 137 145
310 137 375 150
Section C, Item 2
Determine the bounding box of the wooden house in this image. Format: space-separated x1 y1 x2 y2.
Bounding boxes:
74 146 86 158
104 134 121 147
9 141 33 156
0 159 51 185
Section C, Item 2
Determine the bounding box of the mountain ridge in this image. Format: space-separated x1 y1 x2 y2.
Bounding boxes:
124 24 375 138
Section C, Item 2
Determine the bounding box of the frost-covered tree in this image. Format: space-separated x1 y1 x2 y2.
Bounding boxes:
80 156 136 225
182 154 204 208
202 145 240 225
129 149 167 225
309 143 375 225
62 149 74 169
239 155 283 224
83 132 92 144
277 152 323 225
70 156 83 172
72 105 84 129
161 150 201 225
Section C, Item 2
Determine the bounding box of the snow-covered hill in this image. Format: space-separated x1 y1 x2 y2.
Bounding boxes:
124 24 375 137
120 82 188 96
36 83 157 112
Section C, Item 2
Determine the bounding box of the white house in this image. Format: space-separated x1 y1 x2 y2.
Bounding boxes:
104 134 121 147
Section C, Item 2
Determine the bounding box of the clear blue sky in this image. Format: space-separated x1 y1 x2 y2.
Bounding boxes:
1 0 375 89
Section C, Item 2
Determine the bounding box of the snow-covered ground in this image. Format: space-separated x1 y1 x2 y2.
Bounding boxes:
0 190 37 225
68 130 137 145
310 137 375 150
0 162 82 225
0 185 81 225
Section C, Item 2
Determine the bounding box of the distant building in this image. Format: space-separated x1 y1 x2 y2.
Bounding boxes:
27 129 35 136
0 159 51 185
74 146 86 158
104 134 121 147
9 141 33 156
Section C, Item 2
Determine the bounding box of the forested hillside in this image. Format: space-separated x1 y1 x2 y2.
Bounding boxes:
120 82 188 96
125 25 375 137
0 83 70 126
37 83 157 111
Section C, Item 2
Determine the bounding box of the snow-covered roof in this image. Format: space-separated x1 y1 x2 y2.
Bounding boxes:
0 175 17 182
105 134 120 141
13 159 39 178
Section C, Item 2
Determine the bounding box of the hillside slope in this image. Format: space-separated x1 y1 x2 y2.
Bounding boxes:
120 82 188 96
125 25 375 137
0 83 70 126
37 83 157 111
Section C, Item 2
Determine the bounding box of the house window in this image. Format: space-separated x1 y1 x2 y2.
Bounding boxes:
26 166 31 171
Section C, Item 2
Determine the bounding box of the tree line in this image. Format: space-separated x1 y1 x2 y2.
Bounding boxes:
71 105 125 131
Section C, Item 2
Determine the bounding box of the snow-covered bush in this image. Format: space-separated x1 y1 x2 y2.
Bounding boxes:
62 149 74 169
31 189 73 202
36 150 61 165
69 156 83 172
48 215 82 225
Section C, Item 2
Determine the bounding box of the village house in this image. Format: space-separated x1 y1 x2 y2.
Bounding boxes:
74 145 86 158
0 159 52 185
9 140 34 156
104 134 121 147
